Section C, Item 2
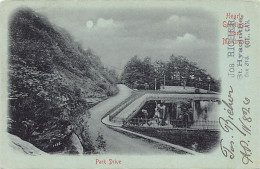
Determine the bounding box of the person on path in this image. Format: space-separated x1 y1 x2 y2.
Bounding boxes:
153 105 160 125
142 109 148 124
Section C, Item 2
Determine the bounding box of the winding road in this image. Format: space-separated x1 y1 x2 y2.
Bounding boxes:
87 84 177 154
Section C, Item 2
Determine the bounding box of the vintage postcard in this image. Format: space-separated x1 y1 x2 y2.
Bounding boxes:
0 0 259 168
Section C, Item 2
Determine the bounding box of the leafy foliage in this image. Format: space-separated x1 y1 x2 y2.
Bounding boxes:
8 8 118 153
121 56 155 89
95 130 107 153
121 55 220 92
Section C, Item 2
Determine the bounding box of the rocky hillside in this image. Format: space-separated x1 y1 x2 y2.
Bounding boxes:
8 8 118 154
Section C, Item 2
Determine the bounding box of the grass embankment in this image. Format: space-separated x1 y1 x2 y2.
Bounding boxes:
123 126 220 153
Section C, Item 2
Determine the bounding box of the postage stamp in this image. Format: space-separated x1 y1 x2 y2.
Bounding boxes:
0 0 259 169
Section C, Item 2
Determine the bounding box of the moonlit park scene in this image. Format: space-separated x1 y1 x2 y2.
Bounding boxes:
8 6 221 155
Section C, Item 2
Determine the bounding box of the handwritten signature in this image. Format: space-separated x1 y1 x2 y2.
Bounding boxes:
220 139 235 159
219 86 248 136
240 140 253 164
219 85 253 165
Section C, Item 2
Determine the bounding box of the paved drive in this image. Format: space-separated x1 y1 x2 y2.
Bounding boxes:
88 84 175 154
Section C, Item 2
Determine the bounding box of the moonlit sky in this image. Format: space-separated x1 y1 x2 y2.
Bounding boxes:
37 7 219 78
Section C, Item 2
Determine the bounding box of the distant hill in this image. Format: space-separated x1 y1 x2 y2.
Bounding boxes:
8 8 118 154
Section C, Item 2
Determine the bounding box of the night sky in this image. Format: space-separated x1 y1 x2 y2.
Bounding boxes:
37 6 219 78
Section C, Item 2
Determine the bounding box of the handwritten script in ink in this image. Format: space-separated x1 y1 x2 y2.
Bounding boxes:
219 86 253 165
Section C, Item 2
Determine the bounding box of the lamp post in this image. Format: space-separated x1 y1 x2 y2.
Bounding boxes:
154 78 157 90
190 74 195 87
182 76 187 89
163 75 166 88
207 76 211 91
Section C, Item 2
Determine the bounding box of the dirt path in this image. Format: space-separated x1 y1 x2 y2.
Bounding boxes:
87 84 177 154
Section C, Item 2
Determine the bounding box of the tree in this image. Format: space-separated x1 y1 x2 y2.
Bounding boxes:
121 56 155 89
121 54 220 92
121 56 144 87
